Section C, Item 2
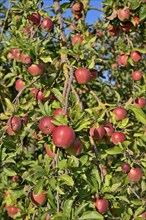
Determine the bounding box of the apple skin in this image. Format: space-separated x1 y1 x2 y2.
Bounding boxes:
28 12 40 25
128 167 142 182
39 116 56 135
54 108 69 117
11 175 19 182
21 115 28 125
74 68 91 84
7 116 22 136
118 8 130 21
108 25 119 36
121 163 131 173
112 63 118 69
30 88 46 101
133 16 141 25
41 18 54 31
23 26 30 35
7 52 13 60
15 79 25 91
28 63 44 76
113 107 127 121
30 190 47 206
121 21 135 32
132 70 142 81
20 52 32 64
94 198 108 214
72 2 84 14
90 69 98 81
90 125 106 140
104 124 114 136
69 24 76 31
96 30 104 38
117 54 128 66
45 144 55 158
6 205 20 218
72 34 83 46
130 51 142 62
45 214 51 220
140 212 146 218
52 125 75 149
111 132 126 144
134 97 146 108
11 48 20 60
66 139 83 156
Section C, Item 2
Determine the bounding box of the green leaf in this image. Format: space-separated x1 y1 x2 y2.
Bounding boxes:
58 174 74 186
75 203 88 217
41 56 52 63
105 146 123 155
51 88 64 103
63 199 74 217
5 98 14 112
111 183 121 192
139 4 146 21
34 179 44 194
3 168 17 176
128 106 146 124
79 211 104 220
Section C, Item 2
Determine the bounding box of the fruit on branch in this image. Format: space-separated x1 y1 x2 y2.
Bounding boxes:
11 175 19 182
7 52 13 60
23 26 30 35
130 51 142 62
140 212 146 218
72 2 84 14
11 48 20 60
121 163 131 173
30 88 47 101
121 21 135 32
21 115 28 125
134 97 146 108
27 63 44 76
28 12 41 25
41 18 54 31
108 25 119 36
39 116 56 135
69 24 76 31
66 139 83 156
90 125 106 140
96 30 104 38
133 16 141 25
54 108 69 117
15 79 25 91
30 190 47 206
113 107 127 121
75 13 82 20
90 69 98 81
7 116 22 136
45 144 55 158
72 34 83 46
52 125 75 148
111 132 126 144
20 52 32 64
74 68 90 84
117 54 128 66
128 167 142 182
94 198 108 214
5 205 21 218
118 8 130 21
104 124 114 136
45 214 51 220
112 63 118 69
132 70 142 81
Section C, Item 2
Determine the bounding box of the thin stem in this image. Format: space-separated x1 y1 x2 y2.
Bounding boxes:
63 74 73 115
86 85 101 103
89 136 98 157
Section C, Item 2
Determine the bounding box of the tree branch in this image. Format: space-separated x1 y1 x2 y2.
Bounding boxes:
71 84 84 111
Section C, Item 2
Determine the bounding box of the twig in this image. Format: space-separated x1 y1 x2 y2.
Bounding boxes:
63 74 73 115
86 85 101 103
89 136 98 157
128 186 140 199
71 84 84 111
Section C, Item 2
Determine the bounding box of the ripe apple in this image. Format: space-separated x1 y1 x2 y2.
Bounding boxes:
134 97 146 108
121 21 135 32
6 206 20 218
74 68 91 84
75 13 82 20
96 30 104 38
23 26 30 35
41 18 54 31
45 214 51 220
90 69 98 81
11 175 19 182
111 132 126 144
130 50 142 62
11 48 20 60
21 115 28 125
118 8 130 21
27 63 44 76
7 116 22 136
132 70 142 81
113 107 127 121
90 125 106 140
69 24 76 31
20 52 32 64
117 54 128 66
72 2 84 14
112 63 118 69
54 108 69 117
104 124 114 136
72 34 83 46
121 163 131 173
15 79 25 91
37 90 47 101
133 16 141 25
39 116 56 135
108 25 119 36
94 198 108 214
30 190 47 206
66 139 83 156
28 12 40 25
52 125 75 148
128 167 142 182
45 144 55 157
140 212 146 218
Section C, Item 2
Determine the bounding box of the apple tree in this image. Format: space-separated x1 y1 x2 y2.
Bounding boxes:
0 0 146 219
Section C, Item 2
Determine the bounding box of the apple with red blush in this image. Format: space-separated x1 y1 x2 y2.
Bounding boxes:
130 51 142 62
15 79 25 91
39 116 56 135
117 54 128 66
72 34 83 46
118 8 130 21
74 68 91 84
41 18 54 31
94 198 108 214
111 132 126 144
90 125 106 140
121 163 131 173
134 97 146 108
66 139 83 156
30 190 47 206
28 12 40 25
128 167 142 182
113 107 127 121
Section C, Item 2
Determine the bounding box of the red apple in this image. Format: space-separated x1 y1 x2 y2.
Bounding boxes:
7 116 22 136
121 21 135 32
30 88 39 98
69 24 76 31
132 70 142 81
111 132 126 144
46 214 51 220
28 12 40 25
11 48 20 60
72 34 83 46
118 8 130 21
74 68 91 84
90 69 98 81
45 144 55 158
72 2 84 14
90 125 106 140
15 79 25 91
108 25 119 36
28 63 44 76
134 97 146 108
39 116 56 135
66 139 83 156
117 54 128 66
94 198 108 214
112 63 118 69
113 107 127 121
41 18 54 31
130 51 142 62
31 190 47 206
6 206 20 218
11 175 19 182
128 167 142 182
75 13 82 20
133 16 141 25
140 212 146 218
20 52 32 64
37 90 47 101
52 125 75 148
23 26 30 35
54 108 69 117
104 124 114 136
21 115 28 125
96 30 104 38
121 163 131 173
